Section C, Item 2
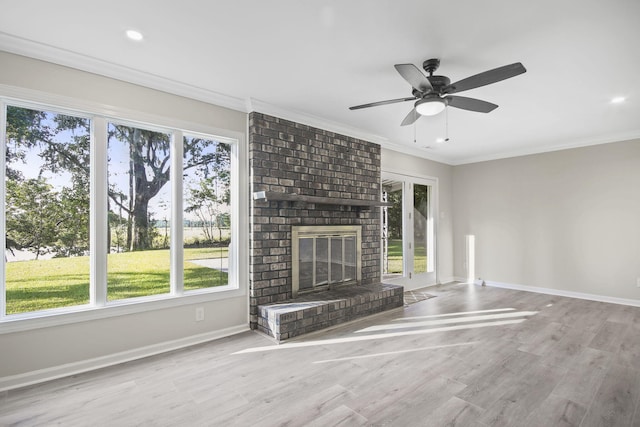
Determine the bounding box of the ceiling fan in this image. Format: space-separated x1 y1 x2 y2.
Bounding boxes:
349 58 526 126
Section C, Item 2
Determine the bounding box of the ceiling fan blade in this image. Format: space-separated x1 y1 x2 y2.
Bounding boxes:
446 95 498 113
400 108 420 126
394 64 433 93
444 62 526 94
349 96 416 110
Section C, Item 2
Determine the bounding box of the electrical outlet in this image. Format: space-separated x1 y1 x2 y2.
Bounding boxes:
195 307 205 322
636 277 640 288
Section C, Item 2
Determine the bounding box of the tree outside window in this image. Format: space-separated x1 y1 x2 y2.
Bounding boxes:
3 105 235 315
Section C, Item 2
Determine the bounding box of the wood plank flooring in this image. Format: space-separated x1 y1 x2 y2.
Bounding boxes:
2 283 640 426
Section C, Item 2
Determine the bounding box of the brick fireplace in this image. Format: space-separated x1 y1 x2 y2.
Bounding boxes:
249 112 402 339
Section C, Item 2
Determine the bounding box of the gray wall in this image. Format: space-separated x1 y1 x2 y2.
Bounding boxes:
452 139 640 301
0 51 249 386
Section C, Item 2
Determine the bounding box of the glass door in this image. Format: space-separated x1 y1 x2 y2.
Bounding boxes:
382 179 404 278
382 173 437 290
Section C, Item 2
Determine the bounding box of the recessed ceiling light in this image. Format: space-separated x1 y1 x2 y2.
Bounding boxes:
611 96 626 104
126 29 144 41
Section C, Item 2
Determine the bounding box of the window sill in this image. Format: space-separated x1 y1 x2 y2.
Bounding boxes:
0 285 246 335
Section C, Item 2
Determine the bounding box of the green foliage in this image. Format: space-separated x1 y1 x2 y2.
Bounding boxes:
108 125 171 250
5 107 51 180
184 141 231 245
5 105 233 258
5 174 89 259
6 178 61 259
185 178 230 243
413 183 429 241
54 175 90 256
183 234 231 248
106 128 232 251
385 188 403 239
5 106 90 258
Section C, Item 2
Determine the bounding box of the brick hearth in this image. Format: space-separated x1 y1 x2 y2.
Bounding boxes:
257 283 404 341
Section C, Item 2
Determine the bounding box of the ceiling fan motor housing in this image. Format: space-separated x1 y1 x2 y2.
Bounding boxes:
426 75 450 93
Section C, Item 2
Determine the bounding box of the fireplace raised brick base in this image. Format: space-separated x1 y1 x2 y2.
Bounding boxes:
257 283 404 341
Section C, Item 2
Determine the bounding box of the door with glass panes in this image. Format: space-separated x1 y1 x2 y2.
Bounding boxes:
382 172 436 290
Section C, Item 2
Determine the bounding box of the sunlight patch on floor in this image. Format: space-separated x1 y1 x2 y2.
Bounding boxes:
357 311 538 333
312 342 479 364
232 319 526 355
397 307 516 321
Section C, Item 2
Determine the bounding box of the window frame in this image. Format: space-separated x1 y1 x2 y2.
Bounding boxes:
0 93 247 334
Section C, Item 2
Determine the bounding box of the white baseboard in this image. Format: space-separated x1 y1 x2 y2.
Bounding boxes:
0 324 249 392
479 279 640 307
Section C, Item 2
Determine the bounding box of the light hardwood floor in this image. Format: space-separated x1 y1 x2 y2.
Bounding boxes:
2 283 640 426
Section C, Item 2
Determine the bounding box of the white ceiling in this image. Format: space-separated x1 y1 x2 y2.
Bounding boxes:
1 0 639 165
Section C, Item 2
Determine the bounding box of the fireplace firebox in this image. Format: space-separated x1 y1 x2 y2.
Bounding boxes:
292 225 362 297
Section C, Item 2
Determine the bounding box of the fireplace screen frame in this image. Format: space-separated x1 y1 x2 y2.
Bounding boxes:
292 225 362 297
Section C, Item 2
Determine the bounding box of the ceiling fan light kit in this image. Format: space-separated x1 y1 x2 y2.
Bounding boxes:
415 97 446 116
349 58 527 126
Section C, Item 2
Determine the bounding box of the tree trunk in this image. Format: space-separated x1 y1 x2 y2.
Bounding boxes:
132 198 150 250
122 126 169 251
106 200 111 252
126 140 135 251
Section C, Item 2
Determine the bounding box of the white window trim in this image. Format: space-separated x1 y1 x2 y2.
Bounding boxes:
0 88 248 334
91 116 108 307
0 100 5 320
171 130 184 296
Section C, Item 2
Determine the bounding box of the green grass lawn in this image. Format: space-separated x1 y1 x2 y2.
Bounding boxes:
414 243 427 273
385 239 404 274
5 247 229 315
384 239 427 274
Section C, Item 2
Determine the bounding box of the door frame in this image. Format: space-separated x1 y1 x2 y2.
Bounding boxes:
381 170 439 291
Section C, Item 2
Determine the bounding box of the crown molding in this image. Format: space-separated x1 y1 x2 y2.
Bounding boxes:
248 98 452 164
0 32 247 113
0 33 450 164
451 130 640 165
379 139 452 165
2 32 638 168
249 98 389 144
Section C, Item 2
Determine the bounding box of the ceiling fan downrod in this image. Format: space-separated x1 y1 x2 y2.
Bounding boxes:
422 58 440 76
